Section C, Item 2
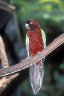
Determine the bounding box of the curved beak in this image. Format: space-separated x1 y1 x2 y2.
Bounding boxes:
25 23 29 30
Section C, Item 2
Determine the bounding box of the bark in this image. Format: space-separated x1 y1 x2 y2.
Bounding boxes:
0 34 64 77
0 36 18 93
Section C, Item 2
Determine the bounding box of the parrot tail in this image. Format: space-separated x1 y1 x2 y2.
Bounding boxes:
29 59 44 95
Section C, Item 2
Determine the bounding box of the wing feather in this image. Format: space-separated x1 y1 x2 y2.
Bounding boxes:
26 34 29 57
26 30 46 95
41 29 46 48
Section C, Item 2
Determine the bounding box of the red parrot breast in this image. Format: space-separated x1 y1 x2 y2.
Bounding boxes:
28 29 44 57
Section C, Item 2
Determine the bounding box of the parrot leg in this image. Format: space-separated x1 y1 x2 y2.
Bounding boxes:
29 60 44 95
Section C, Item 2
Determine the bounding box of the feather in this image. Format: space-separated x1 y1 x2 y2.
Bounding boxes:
29 60 44 95
41 29 46 48
26 34 29 57
25 19 46 95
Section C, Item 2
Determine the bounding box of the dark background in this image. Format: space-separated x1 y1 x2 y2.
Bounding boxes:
0 0 64 96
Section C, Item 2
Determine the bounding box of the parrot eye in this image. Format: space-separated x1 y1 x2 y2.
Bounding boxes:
26 20 30 24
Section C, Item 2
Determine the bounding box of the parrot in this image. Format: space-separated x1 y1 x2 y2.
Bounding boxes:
25 19 46 95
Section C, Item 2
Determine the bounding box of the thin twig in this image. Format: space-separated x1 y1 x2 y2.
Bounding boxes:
0 34 64 77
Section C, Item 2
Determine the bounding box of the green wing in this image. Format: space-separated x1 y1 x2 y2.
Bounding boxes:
26 30 46 57
26 34 29 57
41 29 46 48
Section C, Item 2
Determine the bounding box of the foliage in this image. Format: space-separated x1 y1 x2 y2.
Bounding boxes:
1 0 64 96
2 0 63 22
2 0 63 32
2 0 64 22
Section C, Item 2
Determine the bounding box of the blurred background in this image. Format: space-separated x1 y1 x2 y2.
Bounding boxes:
0 0 64 96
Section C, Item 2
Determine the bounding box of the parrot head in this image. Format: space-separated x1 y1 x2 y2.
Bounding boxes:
25 19 40 31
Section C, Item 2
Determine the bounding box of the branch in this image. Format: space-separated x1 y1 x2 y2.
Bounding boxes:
0 36 9 68
0 36 18 93
0 34 64 77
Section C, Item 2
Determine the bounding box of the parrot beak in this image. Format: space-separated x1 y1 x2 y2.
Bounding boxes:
25 23 29 30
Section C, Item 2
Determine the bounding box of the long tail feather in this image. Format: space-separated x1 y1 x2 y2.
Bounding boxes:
29 60 44 95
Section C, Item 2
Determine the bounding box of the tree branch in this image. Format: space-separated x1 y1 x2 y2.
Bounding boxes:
0 34 64 77
0 36 18 93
